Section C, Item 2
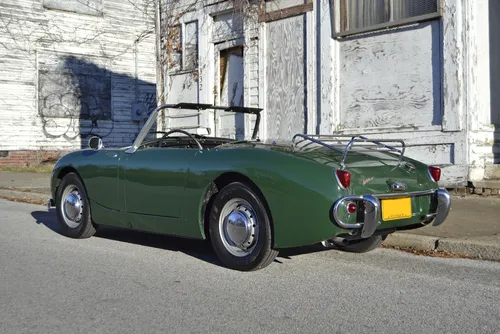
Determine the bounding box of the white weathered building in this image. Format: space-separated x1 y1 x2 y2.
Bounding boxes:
0 0 157 165
157 0 499 188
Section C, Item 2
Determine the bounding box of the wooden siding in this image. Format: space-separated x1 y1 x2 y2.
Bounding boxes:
260 0 313 22
42 0 104 16
0 0 156 150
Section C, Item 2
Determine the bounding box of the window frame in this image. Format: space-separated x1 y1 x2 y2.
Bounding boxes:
182 20 199 71
332 0 442 38
166 20 199 74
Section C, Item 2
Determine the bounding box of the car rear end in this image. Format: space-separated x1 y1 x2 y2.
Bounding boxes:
330 157 450 240
291 135 451 240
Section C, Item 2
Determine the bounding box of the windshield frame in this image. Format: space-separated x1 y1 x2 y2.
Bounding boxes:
125 103 262 154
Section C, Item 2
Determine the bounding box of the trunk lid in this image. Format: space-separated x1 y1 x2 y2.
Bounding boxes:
263 143 435 195
340 154 433 195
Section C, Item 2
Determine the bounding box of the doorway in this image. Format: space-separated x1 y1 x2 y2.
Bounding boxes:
217 46 245 140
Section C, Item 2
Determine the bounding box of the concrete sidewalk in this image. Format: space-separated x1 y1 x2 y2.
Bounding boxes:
0 171 51 203
0 170 499 261
385 196 500 261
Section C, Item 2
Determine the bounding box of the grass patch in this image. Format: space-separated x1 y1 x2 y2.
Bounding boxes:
381 244 498 262
0 165 54 173
0 195 46 205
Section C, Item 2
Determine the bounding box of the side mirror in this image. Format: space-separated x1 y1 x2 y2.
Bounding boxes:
88 136 104 150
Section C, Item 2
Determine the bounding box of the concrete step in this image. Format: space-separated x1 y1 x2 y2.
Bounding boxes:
484 164 500 180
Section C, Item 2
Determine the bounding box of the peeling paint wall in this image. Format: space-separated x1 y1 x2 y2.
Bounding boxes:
466 0 498 181
158 0 496 186
490 0 500 127
338 22 442 131
323 0 470 186
0 0 157 151
160 0 261 138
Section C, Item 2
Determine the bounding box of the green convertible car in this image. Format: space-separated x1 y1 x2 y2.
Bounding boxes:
48 103 451 271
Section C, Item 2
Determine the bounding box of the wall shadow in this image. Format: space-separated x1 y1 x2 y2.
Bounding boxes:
38 55 157 149
495 127 499 164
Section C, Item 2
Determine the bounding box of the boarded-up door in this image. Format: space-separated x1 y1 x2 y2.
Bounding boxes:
266 15 307 139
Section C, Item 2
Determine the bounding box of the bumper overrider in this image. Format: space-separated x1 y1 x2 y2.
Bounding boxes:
47 198 55 210
332 189 451 239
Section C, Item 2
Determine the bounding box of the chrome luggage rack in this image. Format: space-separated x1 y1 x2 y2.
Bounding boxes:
291 134 406 169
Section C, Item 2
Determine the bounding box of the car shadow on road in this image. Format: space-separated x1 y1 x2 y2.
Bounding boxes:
30 209 221 267
32 209 62 233
30 209 328 268
275 245 332 262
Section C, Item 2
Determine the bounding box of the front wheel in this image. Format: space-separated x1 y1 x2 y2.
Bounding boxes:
55 172 96 239
208 182 278 271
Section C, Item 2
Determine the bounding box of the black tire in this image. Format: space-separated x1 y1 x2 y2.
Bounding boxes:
335 235 386 253
55 172 96 239
209 182 278 271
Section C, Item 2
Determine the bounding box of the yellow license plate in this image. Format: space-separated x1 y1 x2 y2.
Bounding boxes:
381 198 412 221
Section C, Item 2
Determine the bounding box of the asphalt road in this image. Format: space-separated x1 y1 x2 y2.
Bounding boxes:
1 200 499 334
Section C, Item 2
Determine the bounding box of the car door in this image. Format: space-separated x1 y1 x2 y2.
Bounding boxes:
78 149 123 211
122 147 197 219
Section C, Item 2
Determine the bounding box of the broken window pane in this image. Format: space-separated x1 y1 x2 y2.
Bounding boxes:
165 24 182 71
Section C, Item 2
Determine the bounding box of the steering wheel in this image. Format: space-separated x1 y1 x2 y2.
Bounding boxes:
151 130 203 150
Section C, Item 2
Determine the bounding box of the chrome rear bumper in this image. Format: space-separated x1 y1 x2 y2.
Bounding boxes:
332 189 451 238
431 189 451 226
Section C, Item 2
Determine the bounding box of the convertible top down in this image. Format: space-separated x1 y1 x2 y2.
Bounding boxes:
48 103 451 271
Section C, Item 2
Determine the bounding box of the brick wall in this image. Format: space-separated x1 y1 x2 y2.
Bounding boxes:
0 150 71 167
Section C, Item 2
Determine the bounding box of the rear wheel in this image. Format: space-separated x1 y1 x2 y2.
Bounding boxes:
209 182 278 271
55 172 96 239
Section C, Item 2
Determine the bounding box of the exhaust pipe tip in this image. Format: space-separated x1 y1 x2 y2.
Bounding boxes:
321 237 349 248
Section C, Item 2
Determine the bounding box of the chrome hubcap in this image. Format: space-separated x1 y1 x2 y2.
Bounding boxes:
64 193 81 221
61 185 83 228
219 198 258 257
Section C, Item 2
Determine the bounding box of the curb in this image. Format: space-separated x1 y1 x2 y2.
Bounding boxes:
437 238 500 261
0 188 48 205
384 233 438 250
385 233 500 262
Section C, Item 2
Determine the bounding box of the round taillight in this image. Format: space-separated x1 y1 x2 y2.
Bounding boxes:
428 166 441 182
347 203 357 214
335 170 351 189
